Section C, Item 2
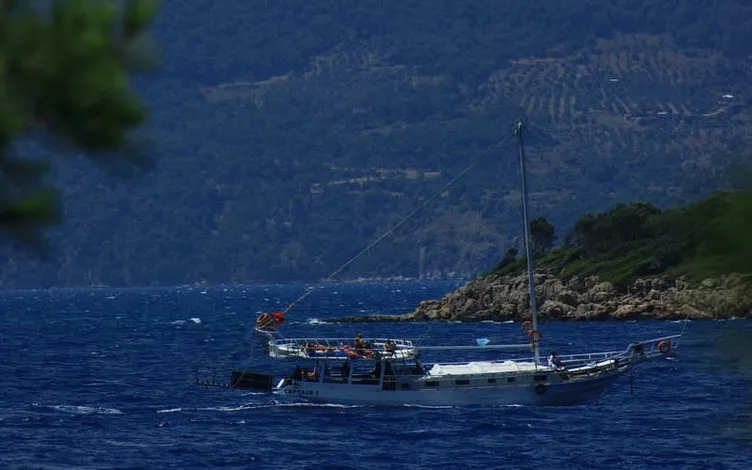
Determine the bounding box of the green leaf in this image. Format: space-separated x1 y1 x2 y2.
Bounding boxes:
0 187 61 228
123 0 159 39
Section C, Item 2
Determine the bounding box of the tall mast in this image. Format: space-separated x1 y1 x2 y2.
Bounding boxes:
514 120 541 366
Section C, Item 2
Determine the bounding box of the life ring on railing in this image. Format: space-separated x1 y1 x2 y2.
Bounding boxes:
535 383 547 395
521 320 533 334
657 340 671 354
528 330 542 343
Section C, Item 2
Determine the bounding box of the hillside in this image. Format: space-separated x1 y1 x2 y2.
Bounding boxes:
491 190 752 285
337 190 752 322
3 0 752 287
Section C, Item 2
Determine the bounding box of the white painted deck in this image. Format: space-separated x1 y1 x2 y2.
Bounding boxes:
426 360 544 376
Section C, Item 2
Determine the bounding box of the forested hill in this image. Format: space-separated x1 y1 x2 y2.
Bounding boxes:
490 190 752 286
3 0 752 287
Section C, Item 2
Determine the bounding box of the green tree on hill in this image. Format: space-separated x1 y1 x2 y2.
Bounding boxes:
489 189 752 286
569 202 661 256
530 216 556 253
495 246 518 270
701 191 752 275
0 0 160 246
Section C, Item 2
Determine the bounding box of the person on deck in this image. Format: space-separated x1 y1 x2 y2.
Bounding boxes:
354 333 375 358
548 351 565 370
340 360 350 381
354 333 366 351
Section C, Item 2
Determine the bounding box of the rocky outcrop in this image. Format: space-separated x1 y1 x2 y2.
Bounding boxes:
337 272 752 322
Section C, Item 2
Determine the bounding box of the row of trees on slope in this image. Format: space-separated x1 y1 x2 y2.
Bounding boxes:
492 189 752 286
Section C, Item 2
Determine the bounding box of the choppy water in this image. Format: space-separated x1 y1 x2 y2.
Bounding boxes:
1 281 751 469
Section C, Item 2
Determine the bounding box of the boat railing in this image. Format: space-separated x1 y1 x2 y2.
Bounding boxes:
416 333 682 370
271 337 415 348
622 333 681 361
268 337 416 359
192 363 275 392
415 344 532 351
557 333 682 368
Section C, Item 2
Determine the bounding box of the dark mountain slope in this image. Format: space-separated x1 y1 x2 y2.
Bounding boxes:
3 0 752 287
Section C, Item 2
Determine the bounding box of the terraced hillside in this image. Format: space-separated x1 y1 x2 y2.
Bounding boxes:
192 33 751 243
2 1 752 287
485 35 751 204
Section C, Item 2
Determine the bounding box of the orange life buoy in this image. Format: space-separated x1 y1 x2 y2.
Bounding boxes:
306 343 336 354
657 340 671 354
342 345 361 359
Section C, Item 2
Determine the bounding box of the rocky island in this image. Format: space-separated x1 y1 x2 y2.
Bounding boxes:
339 190 752 322
338 271 751 322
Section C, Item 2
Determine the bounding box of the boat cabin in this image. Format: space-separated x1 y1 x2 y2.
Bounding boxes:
288 354 427 389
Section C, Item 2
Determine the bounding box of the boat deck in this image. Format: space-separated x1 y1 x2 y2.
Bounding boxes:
427 360 542 376
268 337 416 360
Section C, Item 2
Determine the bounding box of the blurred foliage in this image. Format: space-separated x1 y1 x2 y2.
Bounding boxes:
0 0 159 245
1 0 752 286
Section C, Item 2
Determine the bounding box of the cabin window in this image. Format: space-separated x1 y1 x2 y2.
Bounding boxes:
487 378 496 384
425 381 439 387
533 374 548 382
455 379 470 385
348 362 381 385
506 377 516 383
401 383 411 390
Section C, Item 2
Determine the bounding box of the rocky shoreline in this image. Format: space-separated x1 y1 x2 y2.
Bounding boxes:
337 272 752 322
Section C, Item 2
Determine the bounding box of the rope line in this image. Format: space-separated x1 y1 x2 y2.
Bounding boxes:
196 124 517 389
280 131 516 316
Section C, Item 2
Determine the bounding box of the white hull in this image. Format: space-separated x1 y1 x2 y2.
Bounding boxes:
275 360 633 407
261 335 680 407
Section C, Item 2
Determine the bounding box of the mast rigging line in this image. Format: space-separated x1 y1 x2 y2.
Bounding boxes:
200 128 519 383
199 120 540 390
279 131 517 316
514 119 541 366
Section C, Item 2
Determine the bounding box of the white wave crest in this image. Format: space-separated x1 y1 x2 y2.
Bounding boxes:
156 408 182 414
403 404 454 409
48 405 123 415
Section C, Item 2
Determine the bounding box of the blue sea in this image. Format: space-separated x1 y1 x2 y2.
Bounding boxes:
2 281 751 469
